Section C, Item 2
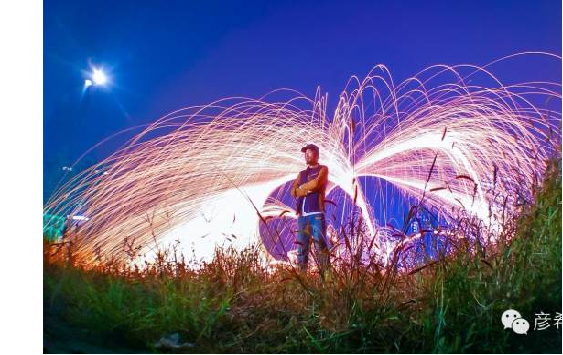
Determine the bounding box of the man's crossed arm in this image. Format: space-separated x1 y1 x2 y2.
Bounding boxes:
290 166 329 198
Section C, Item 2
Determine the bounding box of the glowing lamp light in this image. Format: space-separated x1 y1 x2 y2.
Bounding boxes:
92 68 107 86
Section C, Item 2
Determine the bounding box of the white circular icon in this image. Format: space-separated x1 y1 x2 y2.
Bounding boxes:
512 318 530 335
501 309 522 329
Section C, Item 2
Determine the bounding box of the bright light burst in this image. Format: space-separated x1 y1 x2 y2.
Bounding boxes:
92 68 108 86
45 53 561 268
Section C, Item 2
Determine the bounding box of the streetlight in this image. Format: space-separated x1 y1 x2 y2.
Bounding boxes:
92 68 107 86
84 67 109 88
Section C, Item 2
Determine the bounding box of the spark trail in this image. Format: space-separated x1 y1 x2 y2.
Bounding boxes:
44 53 561 268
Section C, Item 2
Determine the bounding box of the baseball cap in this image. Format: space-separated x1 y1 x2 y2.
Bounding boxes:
301 143 319 154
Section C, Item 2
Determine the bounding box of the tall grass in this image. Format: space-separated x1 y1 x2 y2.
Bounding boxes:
44 157 562 353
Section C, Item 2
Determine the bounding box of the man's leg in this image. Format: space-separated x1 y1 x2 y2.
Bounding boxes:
295 216 309 271
311 214 330 276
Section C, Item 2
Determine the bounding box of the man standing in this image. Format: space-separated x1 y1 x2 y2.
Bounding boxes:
290 143 330 276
